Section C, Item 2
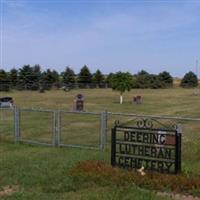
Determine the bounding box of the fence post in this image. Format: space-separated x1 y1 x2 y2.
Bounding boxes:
53 111 59 147
100 110 108 151
100 111 104 150
104 110 108 146
175 124 182 173
111 127 116 166
14 107 20 142
57 110 61 147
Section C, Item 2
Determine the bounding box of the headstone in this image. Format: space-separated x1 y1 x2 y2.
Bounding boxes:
74 94 84 111
133 96 142 104
39 86 45 93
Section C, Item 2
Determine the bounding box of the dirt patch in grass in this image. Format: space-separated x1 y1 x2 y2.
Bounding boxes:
0 185 18 197
70 160 200 197
157 191 200 200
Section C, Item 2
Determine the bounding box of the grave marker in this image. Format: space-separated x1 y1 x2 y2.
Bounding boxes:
133 96 142 104
74 94 84 111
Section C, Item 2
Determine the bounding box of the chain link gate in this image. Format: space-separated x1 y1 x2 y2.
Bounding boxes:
8 108 107 150
58 110 106 150
15 108 55 146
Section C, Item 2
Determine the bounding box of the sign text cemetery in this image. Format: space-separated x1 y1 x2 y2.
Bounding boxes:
111 119 182 174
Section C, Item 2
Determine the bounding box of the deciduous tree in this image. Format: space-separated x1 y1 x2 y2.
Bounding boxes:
111 72 133 104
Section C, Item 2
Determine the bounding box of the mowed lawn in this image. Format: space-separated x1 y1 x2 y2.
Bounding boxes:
1 88 200 116
0 88 200 199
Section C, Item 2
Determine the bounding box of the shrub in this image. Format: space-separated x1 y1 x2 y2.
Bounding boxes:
148 74 165 89
71 160 200 195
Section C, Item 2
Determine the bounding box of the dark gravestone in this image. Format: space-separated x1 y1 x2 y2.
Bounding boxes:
74 94 84 111
133 96 142 104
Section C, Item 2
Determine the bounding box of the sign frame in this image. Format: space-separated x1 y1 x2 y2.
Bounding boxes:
111 119 182 174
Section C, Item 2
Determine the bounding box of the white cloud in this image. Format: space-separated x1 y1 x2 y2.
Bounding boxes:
2 0 27 9
2 1 200 76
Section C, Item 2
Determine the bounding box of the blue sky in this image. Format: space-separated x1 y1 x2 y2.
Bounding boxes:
1 0 200 77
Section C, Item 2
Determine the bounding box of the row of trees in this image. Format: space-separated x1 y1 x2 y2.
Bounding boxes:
111 71 198 104
0 65 105 91
0 64 199 91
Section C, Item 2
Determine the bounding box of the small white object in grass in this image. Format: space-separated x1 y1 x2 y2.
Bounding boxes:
137 166 146 176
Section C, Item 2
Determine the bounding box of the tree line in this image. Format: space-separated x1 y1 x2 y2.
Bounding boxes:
0 64 198 91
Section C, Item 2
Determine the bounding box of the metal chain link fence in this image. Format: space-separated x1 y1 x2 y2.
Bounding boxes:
1 108 200 161
0 108 14 142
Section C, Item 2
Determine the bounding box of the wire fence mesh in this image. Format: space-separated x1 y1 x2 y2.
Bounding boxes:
19 109 55 146
1 107 200 161
59 111 101 149
0 108 14 142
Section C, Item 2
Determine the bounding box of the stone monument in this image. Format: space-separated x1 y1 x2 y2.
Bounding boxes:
74 94 84 111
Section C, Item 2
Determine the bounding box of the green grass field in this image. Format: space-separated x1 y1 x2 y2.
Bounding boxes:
1 88 200 116
0 88 200 199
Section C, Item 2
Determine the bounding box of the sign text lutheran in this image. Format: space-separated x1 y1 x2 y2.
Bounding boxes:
111 122 182 174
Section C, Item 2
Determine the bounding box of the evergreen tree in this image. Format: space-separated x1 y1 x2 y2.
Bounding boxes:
180 71 198 88
40 69 59 90
32 64 42 82
9 68 18 86
105 73 114 87
0 69 10 91
148 74 164 89
78 65 92 85
31 65 42 90
158 71 173 88
138 70 149 76
135 70 171 89
18 65 33 89
93 69 104 87
18 65 41 90
62 67 76 84
135 70 150 88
